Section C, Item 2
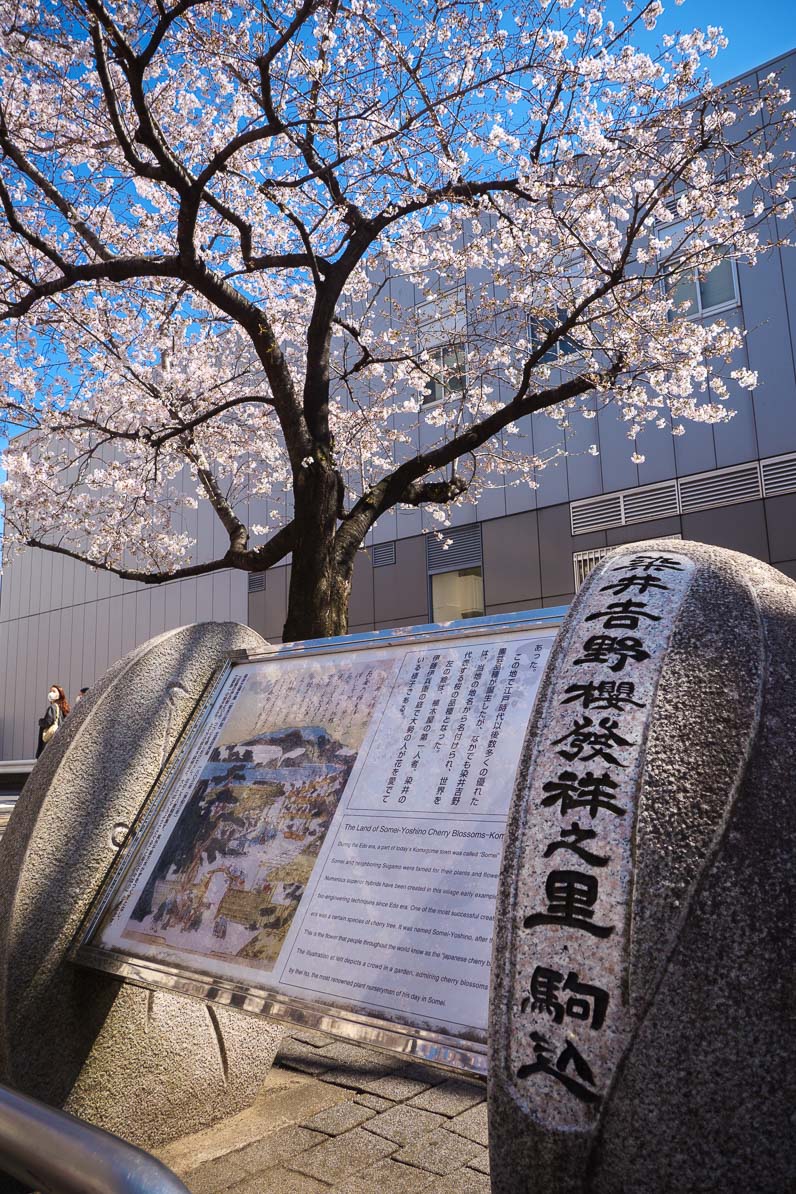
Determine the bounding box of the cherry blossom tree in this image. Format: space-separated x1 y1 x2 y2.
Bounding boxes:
0 0 792 638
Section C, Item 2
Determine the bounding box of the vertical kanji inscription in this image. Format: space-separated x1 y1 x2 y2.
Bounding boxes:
509 553 695 1128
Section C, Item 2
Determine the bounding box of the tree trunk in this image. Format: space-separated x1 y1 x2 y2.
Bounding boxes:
282 460 352 642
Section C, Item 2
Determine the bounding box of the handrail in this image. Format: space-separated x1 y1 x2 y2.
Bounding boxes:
0 1083 191 1194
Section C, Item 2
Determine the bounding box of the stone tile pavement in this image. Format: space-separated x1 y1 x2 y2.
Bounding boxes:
156 1030 489 1194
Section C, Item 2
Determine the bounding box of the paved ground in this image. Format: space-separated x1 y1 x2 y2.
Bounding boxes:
156 1029 489 1194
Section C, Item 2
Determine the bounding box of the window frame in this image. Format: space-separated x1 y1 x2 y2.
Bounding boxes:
428 564 486 623
416 285 469 408
664 252 740 320
528 307 587 366
422 342 468 406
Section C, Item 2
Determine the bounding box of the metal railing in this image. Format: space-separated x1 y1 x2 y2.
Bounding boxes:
0 760 34 843
0 1083 191 1194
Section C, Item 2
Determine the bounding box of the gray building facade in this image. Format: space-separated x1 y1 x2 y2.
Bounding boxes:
1 50 794 761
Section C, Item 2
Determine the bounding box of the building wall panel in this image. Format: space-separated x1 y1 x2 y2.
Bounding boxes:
764 493 796 563
636 414 678 487
482 511 541 609
95 597 111 685
349 552 374 629
505 416 538 515
564 405 604 501
14 616 31 758
373 535 427 626
672 414 717 479
739 223 796 458
605 515 683 546
538 503 604 602
229 571 248 627
148 582 166 642
681 499 769 561
594 403 640 494
164 579 183 633
531 412 569 506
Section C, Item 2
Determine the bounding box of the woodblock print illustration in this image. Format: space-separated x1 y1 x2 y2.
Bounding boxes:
124 725 357 970
106 652 400 974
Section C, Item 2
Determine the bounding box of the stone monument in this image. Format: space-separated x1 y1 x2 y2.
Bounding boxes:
0 622 283 1151
489 539 794 1193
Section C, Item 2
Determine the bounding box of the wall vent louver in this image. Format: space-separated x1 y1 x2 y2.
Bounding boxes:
655 194 680 225
372 542 396 568
574 534 682 591
573 547 611 589
571 451 794 536
570 494 623 535
621 481 679 523
678 463 761 513
426 523 483 574
761 452 796 497
247 573 266 594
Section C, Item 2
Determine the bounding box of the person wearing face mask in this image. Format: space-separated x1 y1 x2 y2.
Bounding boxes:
36 684 70 758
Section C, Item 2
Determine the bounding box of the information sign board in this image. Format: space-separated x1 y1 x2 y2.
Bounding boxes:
75 611 562 1073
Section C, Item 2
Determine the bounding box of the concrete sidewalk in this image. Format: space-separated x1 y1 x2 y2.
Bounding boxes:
156 1029 489 1194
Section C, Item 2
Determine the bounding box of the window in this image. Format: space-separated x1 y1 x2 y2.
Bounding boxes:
666 255 738 318
531 307 583 364
431 566 485 621
529 251 587 364
416 286 467 405
655 180 687 226
424 343 467 404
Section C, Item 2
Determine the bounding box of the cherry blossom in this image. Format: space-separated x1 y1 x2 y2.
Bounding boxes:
0 0 792 638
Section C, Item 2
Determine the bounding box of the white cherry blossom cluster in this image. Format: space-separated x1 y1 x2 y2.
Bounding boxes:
0 0 792 585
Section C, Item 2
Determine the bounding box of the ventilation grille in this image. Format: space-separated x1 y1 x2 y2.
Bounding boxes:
571 494 623 535
761 452 796 497
426 523 483 574
571 451 796 535
574 535 682 591
372 542 396 568
621 481 679 523
573 547 611 590
678 463 761 513
247 573 266 594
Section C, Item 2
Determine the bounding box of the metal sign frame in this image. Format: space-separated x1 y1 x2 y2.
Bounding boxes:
72 609 565 1075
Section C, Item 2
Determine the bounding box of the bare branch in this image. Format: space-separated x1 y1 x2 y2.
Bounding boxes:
22 516 296 583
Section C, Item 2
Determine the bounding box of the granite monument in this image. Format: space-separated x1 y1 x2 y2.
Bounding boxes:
0 622 284 1151
489 540 794 1193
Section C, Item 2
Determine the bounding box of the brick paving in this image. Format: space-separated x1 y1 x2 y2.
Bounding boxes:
156 1031 489 1194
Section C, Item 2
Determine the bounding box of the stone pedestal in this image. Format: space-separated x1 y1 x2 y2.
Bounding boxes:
0 622 283 1151
489 541 794 1194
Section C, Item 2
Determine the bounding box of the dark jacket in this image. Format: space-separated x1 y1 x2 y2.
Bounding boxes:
36 703 61 758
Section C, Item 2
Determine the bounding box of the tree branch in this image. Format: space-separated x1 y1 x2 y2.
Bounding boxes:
0 112 113 262
336 364 620 569
23 517 296 584
0 255 182 319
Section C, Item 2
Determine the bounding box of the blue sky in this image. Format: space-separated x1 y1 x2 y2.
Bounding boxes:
654 0 795 83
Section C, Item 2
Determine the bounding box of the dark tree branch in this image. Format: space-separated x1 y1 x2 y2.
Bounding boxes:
23 516 296 584
89 18 165 181
0 113 113 262
0 255 182 319
0 178 71 273
335 362 621 571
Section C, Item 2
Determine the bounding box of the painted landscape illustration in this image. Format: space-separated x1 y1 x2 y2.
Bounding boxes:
122 724 357 971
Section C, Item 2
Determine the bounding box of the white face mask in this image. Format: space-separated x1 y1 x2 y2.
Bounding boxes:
48 689 59 702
